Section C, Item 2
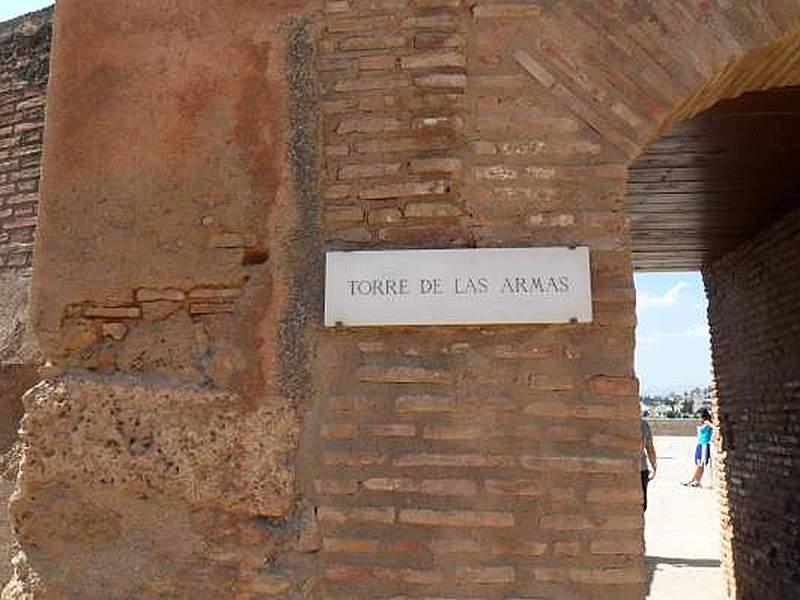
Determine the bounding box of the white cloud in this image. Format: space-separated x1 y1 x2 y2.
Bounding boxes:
638 323 709 348
637 281 689 312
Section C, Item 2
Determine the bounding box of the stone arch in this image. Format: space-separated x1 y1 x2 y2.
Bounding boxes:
497 2 800 598
506 3 800 163
600 5 800 600
650 28 800 145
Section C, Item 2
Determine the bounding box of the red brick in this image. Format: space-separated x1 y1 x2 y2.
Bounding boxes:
398 508 513 528
314 479 359 495
590 539 643 555
485 479 543 497
394 394 456 412
568 567 644 584
540 514 641 531
455 566 515 584
323 451 387 466
588 375 639 396
338 35 407 51
358 180 447 200
404 201 461 218
423 424 487 440
337 117 400 134
586 487 642 504
356 365 451 383
378 224 470 243
491 343 567 359
419 479 478 495
367 207 402 224
325 566 444 585
83 306 142 319
327 16 395 33
318 506 396 524
362 477 417 492
361 423 416 437
400 50 465 69
394 453 516 468
321 423 357 439
338 163 401 179
324 538 380 553
472 4 541 18
553 541 581 557
520 456 633 473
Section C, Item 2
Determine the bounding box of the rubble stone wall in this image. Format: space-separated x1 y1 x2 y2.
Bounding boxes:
704 207 800 600
0 7 51 590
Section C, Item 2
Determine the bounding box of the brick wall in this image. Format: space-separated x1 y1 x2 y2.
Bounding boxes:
0 9 50 271
704 207 800 600
309 2 644 597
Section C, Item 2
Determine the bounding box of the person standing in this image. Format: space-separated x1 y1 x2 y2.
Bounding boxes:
682 409 713 487
641 416 657 511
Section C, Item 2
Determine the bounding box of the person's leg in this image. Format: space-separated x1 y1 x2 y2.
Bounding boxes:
696 444 710 484
683 444 704 485
641 470 649 511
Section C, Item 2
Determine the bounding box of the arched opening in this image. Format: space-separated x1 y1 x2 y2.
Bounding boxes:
630 84 800 599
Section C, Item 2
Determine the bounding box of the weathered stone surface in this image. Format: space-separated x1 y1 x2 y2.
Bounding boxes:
0 272 41 366
16 374 298 516
5 488 306 600
0 366 37 590
0 10 51 591
3 373 309 598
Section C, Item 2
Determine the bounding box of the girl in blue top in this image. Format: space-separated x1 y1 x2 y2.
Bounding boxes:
682 409 713 487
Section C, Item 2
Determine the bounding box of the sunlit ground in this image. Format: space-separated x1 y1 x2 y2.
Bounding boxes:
645 436 724 600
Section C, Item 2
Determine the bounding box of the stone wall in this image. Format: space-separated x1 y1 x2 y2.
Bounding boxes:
10 1 800 599
647 419 696 437
11 3 320 597
704 207 800 600
0 7 50 591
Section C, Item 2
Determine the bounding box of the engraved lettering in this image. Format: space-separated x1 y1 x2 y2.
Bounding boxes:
420 278 444 295
350 278 412 296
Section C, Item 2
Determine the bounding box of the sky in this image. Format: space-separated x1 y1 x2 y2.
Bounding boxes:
0 1 52 22
635 272 712 395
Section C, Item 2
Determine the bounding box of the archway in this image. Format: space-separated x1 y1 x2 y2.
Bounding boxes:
630 83 800 600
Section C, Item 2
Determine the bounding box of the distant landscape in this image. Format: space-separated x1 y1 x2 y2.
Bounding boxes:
641 386 712 418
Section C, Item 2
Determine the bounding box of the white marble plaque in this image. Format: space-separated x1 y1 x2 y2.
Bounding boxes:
324 247 592 327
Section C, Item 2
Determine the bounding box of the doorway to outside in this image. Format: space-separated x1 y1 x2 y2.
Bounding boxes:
629 85 800 600
634 271 720 600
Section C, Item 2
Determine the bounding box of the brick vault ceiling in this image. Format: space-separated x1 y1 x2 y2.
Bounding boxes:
629 86 800 271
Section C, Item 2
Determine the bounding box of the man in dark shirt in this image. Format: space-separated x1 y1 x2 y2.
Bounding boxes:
641 417 658 512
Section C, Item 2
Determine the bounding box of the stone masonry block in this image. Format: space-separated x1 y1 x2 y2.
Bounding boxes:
14 374 299 517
